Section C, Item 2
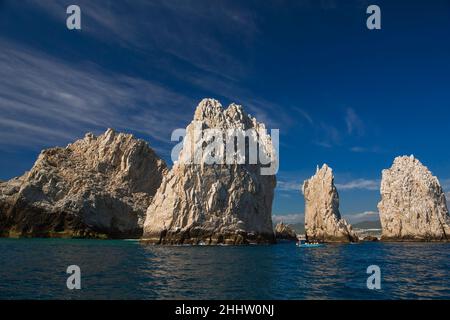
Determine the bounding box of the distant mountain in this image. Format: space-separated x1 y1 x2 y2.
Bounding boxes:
290 222 305 234
273 220 381 233
353 220 381 229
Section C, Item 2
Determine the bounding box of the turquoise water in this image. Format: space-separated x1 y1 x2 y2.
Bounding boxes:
0 239 449 299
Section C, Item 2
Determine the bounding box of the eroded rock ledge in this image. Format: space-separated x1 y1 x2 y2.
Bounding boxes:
0 129 167 238
302 164 358 243
378 155 450 241
142 98 277 245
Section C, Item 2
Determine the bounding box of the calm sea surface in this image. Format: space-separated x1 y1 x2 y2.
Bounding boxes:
0 239 449 299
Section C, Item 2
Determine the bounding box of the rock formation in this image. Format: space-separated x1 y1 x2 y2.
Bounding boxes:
274 222 298 241
142 98 277 244
378 155 450 241
362 235 379 242
0 129 167 238
302 164 357 242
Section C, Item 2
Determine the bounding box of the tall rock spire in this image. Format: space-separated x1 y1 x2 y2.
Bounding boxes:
143 98 277 245
302 164 358 242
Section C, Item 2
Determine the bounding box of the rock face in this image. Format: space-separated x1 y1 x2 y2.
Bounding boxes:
274 222 297 241
142 98 277 244
0 129 167 238
302 164 357 242
378 155 450 241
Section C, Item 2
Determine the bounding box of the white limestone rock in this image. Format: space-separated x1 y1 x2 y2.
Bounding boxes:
378 155 450 241
302 164 358 242
142 98 277 245
0 129 167 238
274 222 298 241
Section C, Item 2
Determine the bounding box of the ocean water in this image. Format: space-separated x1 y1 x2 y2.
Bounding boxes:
0 239 449 300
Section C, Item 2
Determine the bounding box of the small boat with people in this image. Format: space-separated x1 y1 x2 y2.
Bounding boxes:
296 239 325 248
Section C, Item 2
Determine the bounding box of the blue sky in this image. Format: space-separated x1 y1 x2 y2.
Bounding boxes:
1 0 450 223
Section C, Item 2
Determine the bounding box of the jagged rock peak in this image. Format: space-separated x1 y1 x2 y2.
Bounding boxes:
302 164 358 242
0 129 167 239
193 98 256 129
378 155 450 241
274 221 298 241
143 98 276 245
180 98 276 169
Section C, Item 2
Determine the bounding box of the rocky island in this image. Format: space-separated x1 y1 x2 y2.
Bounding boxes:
3 101 448 245
274 222 298 241
302 164 358 242
378 155 450 241
0 129 167 238
142 98 277 245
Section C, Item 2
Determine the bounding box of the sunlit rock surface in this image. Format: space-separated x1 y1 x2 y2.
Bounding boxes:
302 164 358 242
274 221 298 241
0 129 167 238
378 155 450 241
143 98 277 245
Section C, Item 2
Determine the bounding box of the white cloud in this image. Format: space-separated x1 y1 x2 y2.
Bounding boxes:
312 108 370 149
350 146 366 153
441 179 450 190
313 122 341 148
441 180 450 205
292 107 313 125
0 38 193 154
278 177 380 193
272 213 304 224
345 107 364 136
273 211 380 225
26 0 259 81
277 180 302 192
350 146 382 153
314 140 333 148
344 211 380 223
336 179 380 191
17 0 295 133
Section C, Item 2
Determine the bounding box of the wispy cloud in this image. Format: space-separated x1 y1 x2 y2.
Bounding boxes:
313 107 367 149
345 211 380 223
27 0 259 81
292 107 313 125
278 177 380 192
445 191 450 205
441 179 450 190
350 146 382 153
336 179 380 191
20 0 296 131
0 38 194 154
350 146 366 153
345 107 364 136
277 180 302 192
314 122 341 148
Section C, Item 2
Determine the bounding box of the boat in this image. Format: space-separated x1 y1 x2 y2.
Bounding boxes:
298 243 324 248
296 240 325 248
